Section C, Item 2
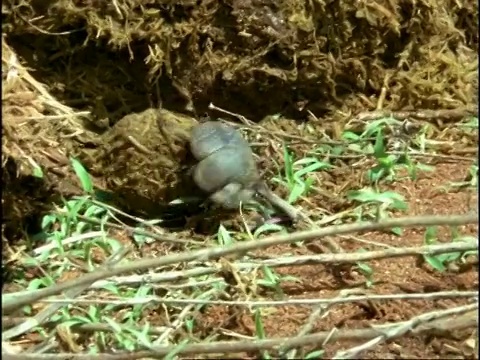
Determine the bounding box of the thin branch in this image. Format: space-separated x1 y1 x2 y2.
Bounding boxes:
2 248 130 341
38 290 478 307
7 239 475 296
332 304 478 359
2 213 477 314
2 306 477 359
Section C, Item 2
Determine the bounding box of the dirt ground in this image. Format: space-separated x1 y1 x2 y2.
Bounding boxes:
2 143 477 358
65 161 477 359
174 161 476 359
2 0 478 357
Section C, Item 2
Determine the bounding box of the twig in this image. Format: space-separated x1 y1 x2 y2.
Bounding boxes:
88 198 162 225
4 233 478 299
279 289 383 358
251 240 477 266
59 211 196 246
352 107 477 122
2 247 130 341
52 238 480 286
20 113 91 121
33 231 104 255
152 288 220 346
209 102 337 145
208 103 255 126
3 239 478 300
2 306 477 359
2 317 172 335
38 290 478 307
332 304 478 359
321 151 476 163
15 12 86 36
2 213 477 314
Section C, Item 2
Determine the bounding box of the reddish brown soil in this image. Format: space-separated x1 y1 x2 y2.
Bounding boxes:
3 161 477 358
190 161 478 359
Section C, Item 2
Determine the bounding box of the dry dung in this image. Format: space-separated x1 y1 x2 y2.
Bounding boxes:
1 37 87 246
2 0 477 122
1 0 478 248
81 108 201 215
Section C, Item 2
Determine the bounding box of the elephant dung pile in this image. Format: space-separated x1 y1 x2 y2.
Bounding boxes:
83 108 200 214
3 0 477 122
1 0 477 242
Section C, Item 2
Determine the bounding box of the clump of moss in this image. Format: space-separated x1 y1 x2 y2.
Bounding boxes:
2 0 477 121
